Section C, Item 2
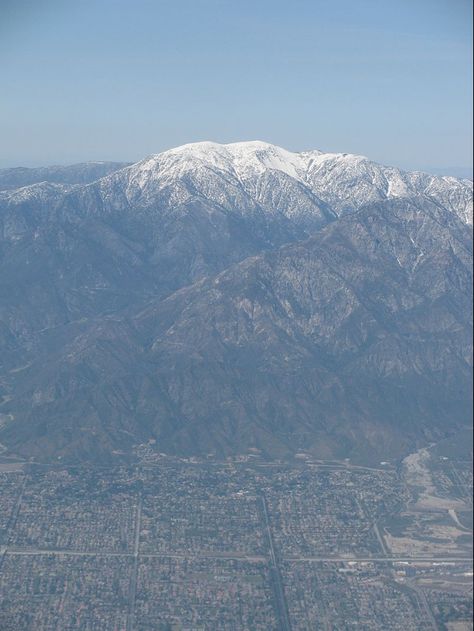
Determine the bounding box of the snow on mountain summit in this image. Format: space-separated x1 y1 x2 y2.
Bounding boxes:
133 140 313 183
108 141 472 225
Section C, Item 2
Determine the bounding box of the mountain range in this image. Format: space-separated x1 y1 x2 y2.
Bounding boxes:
0 161 130 191
0 141 472 464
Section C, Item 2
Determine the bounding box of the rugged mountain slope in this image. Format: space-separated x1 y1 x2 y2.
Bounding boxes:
1 142 471 346
0 144 333 352
0 142 472 463
0 161 130 191
1 197 471 463
83 141 473 223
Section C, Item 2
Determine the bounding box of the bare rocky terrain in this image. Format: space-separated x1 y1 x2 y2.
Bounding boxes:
0 142 472 463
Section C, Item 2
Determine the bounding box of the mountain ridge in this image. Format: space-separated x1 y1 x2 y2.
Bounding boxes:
88 141 473 223
0 142 472 464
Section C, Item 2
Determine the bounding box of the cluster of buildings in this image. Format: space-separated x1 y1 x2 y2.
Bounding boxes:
0 459 471 630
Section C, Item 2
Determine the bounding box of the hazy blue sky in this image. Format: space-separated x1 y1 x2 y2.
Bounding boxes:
0 0 472 171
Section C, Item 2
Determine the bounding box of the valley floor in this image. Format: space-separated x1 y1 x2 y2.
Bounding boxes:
0 442 472 631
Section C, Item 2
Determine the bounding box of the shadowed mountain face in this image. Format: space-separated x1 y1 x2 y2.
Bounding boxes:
0 142 472 464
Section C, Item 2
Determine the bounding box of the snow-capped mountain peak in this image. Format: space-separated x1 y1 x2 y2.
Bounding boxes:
111 141 472 225
135 140 314 183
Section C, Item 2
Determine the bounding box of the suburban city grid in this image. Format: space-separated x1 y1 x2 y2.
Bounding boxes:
0 447 472 631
